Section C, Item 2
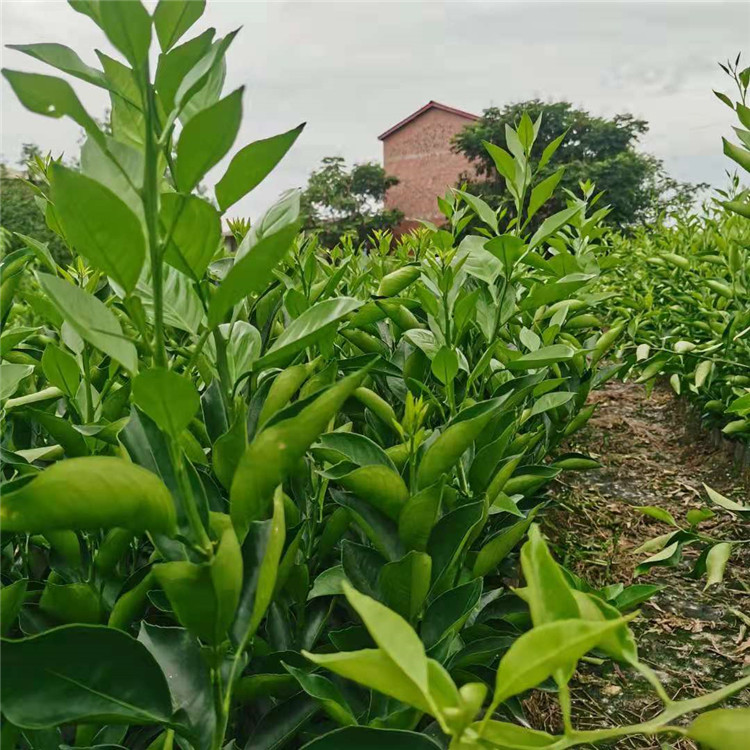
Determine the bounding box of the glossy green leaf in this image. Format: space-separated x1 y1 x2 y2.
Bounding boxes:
256 297 363 370
138 623 214 748
207 221 299 328
398 482 443 552
704 542 731 589
506 345 575 371
37 273 138 373
155 512 242 644
7 42 107 88
688 707 750 749
216 123 305 211
50 163 145 292
473 507 540 577
300 727 441 750
160 192 221 280
231 488 285 647
2 70 105 148
284 663 357 726
472 720 557 748
1 579 28 636
417 398 504 489
520 525 578 627
97 0 152 69
379 551 432 621
132 368 199 439
41 344 80 398
153 0 206 52
1 457 176 534
1 625 172 728
174 87 243 193
230 365 371 538
0 363 34 402
493 616 631 705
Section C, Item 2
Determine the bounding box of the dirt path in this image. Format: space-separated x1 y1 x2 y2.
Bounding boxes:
531 380 750 748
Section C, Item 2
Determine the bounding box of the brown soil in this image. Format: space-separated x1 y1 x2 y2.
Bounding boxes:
530 380 750 748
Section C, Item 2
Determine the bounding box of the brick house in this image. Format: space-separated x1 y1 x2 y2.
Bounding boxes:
378 101 479 234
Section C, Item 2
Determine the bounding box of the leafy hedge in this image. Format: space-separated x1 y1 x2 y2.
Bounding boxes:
1 3 748 750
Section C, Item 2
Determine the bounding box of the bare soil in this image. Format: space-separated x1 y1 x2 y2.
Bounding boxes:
530 379 750 748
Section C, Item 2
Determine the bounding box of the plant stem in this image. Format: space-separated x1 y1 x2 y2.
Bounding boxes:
141 61 167 369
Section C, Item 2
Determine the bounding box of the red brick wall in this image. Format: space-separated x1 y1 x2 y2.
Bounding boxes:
382 107 477 233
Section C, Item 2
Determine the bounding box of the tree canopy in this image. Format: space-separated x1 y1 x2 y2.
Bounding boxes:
301 156 403 246
453 100 703 227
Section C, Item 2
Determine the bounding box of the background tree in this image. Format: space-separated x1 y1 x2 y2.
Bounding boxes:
301 156 403 246
453 100 704 227
0 143 70 263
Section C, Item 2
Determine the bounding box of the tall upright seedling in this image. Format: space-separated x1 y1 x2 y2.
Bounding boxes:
0 2 335 748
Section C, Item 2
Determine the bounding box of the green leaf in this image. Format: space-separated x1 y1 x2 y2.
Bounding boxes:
0 363 34 402
303 647 432 714
230 365 372 537
284 663 357 726
216 123 305 211
40 582 103 624
7 42 107 88
1 70 105 148
255 297 363 370
704 542 731 589
138 623 214 748
455 190 498 233
50 163 145 292
314 432 395 471
132 368 199 439
379 551 432 621
635 541 682 577
688 708 750 749
724 137 750 173
635 506 679 527
1 579 28 636
417 397 505 489
155 512 242 644
473 720 557 748
97 0 152 69
493 616 631 705
155 27 214 113
703 484 750 517
398 482 443 552
473 507 540 577
428 501 485 592
308 566 346 600
342 581 429 695
1 456 176 535
506 345 576 371
527 168 564 221
431 346 459 385
37 273 138 374
231 489 285 646
207 221 299 328
41 344 80 398
530 391 574 417
1 625 172 728
528 205 582 250
174 87 243 193
153 0 206 52
422 578 482 649
520 525 578 627
160 193 221 280
300 727 442 750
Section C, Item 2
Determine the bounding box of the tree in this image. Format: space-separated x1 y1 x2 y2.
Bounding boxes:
453 100 704 227
301 156 403 246
0 144 70 263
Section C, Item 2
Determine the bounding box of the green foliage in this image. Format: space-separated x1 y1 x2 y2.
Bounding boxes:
453 100 703 229
301 156 403 246
1 5 746 749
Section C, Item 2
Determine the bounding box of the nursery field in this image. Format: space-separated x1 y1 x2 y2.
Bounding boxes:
0 2 749 750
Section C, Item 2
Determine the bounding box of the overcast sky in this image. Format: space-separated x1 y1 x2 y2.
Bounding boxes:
1 1 748 221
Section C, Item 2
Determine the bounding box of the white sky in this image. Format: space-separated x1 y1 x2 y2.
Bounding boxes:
1 0 748 221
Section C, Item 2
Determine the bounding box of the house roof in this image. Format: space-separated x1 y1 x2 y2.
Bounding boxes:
378 100 479 141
